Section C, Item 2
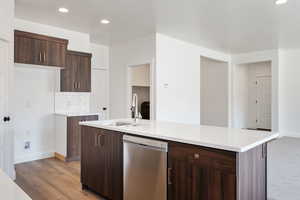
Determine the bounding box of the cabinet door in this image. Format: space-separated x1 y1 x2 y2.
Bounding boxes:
14 35 34 64
67 115 98 161
81 127 104 193
81 127 123 200
61 52 78 92
46 41 66 67
76 55 91 92
168 143 236 200
33 39 47 65
14 36 46 65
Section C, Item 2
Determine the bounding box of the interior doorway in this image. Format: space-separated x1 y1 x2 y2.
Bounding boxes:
200 56 229 127
234 61 272 131
127 63 151 120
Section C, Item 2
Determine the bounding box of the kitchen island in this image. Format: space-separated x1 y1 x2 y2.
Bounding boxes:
79 119 279 200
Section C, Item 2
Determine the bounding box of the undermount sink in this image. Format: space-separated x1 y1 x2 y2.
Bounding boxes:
104 121 135 127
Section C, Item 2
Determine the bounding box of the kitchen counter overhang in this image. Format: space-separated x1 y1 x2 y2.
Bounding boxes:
79 119 279 153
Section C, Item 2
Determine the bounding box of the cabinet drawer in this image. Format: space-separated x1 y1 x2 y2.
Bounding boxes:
169 142 236 172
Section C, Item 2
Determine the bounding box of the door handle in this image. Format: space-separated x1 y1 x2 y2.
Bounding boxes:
3 116 10 122
98 135 104 147
39 52 42 62
168 168 172 185
94 134 98 147
43 52 46 63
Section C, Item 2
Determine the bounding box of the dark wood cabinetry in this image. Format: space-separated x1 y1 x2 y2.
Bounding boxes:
168 142 236 200
81 126 123 200
66 115 98 161
80 127 267 200
14 30 68 67
61 50 92 92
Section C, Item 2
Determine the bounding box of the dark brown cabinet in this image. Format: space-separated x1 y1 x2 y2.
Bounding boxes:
61 50 92 92
168 142 236 200
14 30 68 67
66 115 98 161
81 127 123 200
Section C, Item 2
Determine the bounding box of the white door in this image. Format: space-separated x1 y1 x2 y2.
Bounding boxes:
256 76 272 130
0 40 14 178
90 69 109 120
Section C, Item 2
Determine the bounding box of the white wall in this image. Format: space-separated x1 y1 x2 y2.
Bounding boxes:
55 93 90 113
0 0 14 42
278 49 300 137
231 50 279 131
14 66 58 163
155 33 230 124
110 35 155 118
200 57 228 127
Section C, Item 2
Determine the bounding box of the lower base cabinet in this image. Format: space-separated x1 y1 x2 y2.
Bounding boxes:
81 127 267 200
168 142 236 200
81 127 123 200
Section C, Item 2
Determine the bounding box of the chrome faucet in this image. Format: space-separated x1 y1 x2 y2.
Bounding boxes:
131 93 139 123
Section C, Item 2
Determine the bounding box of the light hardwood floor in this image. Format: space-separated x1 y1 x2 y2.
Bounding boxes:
15 158 103 200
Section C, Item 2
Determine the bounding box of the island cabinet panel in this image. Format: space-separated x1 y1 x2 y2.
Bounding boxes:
14 30 68 67
236 144 267 200
61 50 92 92
66 115 98 161
81 127 123 200
168 142 236 200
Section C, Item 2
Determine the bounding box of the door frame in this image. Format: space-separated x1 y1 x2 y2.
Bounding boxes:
126 60 155 120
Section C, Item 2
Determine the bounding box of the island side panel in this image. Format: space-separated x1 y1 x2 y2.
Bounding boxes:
236 144 267 200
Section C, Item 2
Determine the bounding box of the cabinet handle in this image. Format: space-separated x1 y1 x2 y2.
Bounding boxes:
78 82 80 89
168 168 172 185
39 52 42 62
94 134 98 147
194 153 200 159
43 52 46 63
98 135 104 147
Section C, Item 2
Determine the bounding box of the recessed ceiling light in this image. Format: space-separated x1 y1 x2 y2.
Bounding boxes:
101 19 110 24
275 0 287 5
58 7 69 13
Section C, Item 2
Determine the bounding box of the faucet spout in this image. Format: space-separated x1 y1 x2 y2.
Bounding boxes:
131 93 139 123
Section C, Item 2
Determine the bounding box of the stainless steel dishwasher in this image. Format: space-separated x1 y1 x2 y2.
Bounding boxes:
123 135 168 200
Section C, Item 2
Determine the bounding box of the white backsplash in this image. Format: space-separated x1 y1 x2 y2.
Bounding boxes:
55 92 90 113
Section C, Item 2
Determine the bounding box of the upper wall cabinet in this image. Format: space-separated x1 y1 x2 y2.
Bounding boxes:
14 30 68 67
61 50 92 92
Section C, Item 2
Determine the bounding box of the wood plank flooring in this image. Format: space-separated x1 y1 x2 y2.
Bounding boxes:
15 158 104 200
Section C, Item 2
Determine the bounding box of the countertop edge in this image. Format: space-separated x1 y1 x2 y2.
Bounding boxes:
79 122 279 153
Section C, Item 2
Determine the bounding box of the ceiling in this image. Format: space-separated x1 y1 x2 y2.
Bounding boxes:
15 0 300 54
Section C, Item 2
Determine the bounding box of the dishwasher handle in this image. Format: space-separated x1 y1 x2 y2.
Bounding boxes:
123 135 168 152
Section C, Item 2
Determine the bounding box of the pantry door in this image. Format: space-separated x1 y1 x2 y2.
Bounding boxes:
0 40 14 179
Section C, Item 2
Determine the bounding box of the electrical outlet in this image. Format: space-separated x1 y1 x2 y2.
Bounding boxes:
24 141 31 150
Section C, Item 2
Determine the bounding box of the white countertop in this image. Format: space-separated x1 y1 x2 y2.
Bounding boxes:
80 119 279 152
0 170 31 200
54 111 100 117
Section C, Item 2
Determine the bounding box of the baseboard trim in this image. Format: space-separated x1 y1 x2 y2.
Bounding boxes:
14 152 54 164
54 152 66 162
